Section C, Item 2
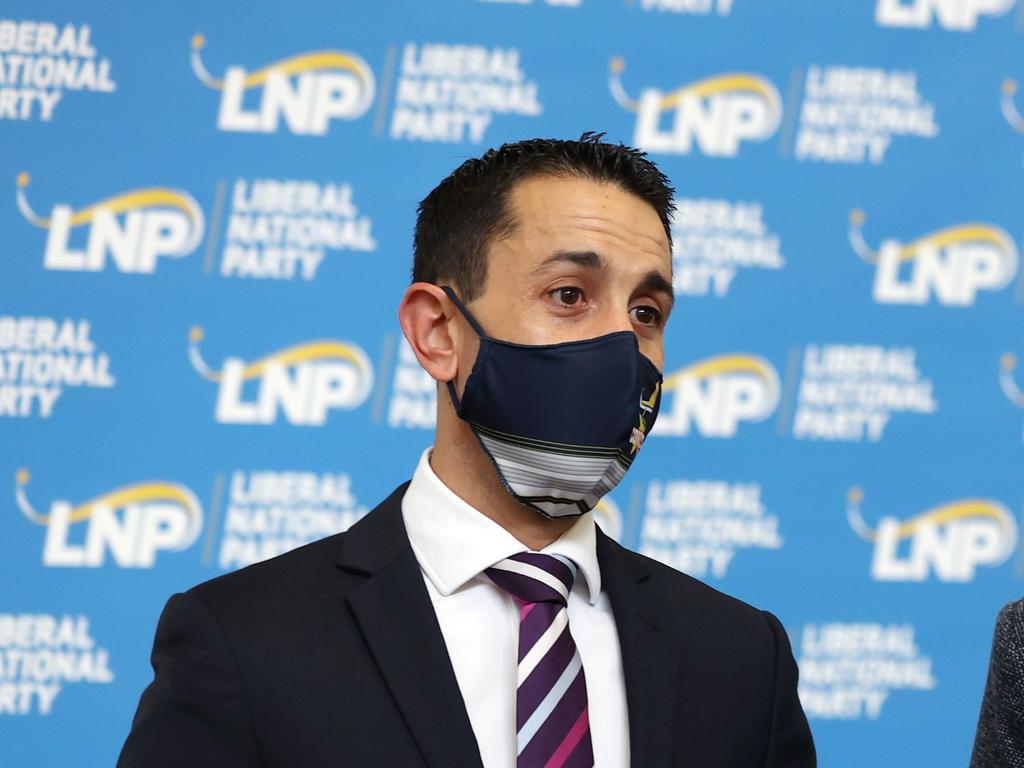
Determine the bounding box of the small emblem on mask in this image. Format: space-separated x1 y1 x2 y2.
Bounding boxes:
631 382 661 454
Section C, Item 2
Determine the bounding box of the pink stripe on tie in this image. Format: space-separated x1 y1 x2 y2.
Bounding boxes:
543 707 590 768
520 602 537 622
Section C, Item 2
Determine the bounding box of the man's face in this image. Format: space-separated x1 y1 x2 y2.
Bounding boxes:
457 175 673 373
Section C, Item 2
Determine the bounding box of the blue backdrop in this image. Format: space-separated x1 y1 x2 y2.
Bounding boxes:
3 1 1024 765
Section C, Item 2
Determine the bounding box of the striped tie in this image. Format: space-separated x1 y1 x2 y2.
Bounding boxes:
486 552 595 768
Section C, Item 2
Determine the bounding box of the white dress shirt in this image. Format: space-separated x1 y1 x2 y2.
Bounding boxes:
401 447 630 768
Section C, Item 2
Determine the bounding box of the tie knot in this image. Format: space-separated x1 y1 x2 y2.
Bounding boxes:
485 552 577 606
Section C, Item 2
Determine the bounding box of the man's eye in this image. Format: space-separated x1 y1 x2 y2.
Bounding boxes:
631 305 662 326
551 287 584 306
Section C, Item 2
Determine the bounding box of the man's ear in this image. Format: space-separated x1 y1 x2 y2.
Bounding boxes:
398 282 460 383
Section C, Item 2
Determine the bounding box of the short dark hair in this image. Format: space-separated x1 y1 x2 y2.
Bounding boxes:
412 132 675 301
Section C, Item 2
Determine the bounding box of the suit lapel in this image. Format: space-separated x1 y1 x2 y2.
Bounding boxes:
337 486 484 768
597 528 679 768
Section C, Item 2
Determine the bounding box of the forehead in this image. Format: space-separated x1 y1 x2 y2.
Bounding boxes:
499 175 671 264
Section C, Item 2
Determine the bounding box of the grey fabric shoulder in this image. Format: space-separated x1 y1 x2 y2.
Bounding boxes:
971 598 1024 768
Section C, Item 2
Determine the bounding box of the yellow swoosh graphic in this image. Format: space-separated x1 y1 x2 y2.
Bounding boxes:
889 499 1012 541
212 51 369 90
25 188 200 229
233 341 367 381
659 73 776 110
45 482 198 525
896 224 1013 263
663 354 772 390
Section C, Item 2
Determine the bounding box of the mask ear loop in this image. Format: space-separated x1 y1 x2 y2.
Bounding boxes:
440 285 488 338
439 285 487 412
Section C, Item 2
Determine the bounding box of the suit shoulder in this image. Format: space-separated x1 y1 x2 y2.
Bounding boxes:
185 481 409 615
619 544 775 628
187 530 349 614
996 597 1024 629
992 597 1024 655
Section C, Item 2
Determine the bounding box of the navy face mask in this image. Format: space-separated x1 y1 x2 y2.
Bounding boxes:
442 286 663 519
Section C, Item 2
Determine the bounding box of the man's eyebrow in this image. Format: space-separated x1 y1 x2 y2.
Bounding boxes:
636 269 675 309
530 250 606 273
530 252 674 307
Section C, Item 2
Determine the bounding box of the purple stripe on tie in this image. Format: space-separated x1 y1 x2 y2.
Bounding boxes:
516 626 575 730
509 552 574 591
487 567 565 605
518 602 558 663
518 669 588 767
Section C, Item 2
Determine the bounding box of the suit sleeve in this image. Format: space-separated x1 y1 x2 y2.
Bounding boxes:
117 591 262 768
761 610 816 768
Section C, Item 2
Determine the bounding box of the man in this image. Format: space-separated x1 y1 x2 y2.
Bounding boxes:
970 597 1024 767
118 134 816 767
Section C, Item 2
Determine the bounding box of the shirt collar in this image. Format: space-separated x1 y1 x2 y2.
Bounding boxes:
401 447 602 604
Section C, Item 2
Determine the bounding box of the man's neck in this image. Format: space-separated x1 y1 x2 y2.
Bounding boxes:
429 421 576 552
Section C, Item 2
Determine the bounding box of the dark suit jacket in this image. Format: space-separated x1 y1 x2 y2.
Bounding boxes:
118 482 816 767
971 598 1024 768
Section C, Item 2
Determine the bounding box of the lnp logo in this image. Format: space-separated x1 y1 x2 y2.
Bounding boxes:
190 35 375 135
189 327 373 425
16 173 203 273
847 487 1017 581
16 469 203 567
876 0 1016 30
653 354 780 437
849 210 1018 306
609 58 781 156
